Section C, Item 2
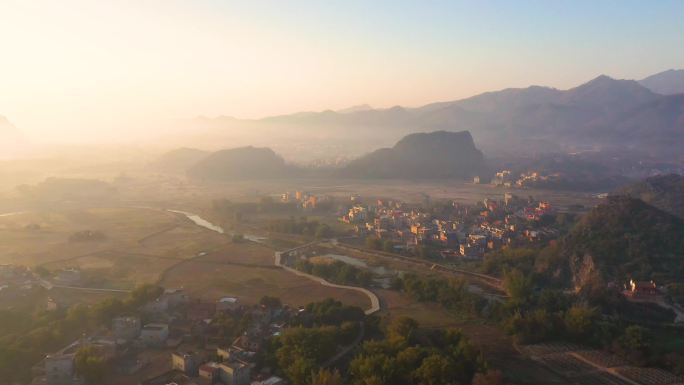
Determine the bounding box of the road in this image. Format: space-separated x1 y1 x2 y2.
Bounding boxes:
275 245 381 315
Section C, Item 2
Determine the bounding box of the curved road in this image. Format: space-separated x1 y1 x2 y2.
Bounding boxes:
275 247 380 315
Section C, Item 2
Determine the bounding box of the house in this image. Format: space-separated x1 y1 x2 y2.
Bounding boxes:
164 288 190 307
187 301 216 321
627 280 661 297
54 268 81 286
172 351 199 376
46 297 59 312
219 361 251 385
140 323 169 347
199 362 221 383
45 353 75 385
113 316 141 341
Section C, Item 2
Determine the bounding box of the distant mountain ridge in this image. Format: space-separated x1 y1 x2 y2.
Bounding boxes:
639 69 684 95
186 70 684 159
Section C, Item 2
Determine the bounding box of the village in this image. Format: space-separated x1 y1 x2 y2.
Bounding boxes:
337 189 559 260
27 286 295 385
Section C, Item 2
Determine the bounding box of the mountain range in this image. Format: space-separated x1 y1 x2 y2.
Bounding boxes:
186 69 684 160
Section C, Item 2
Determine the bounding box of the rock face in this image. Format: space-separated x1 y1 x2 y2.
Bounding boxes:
340 130 485 179
562 195 684 286
187 146 292 180
617 174 684 218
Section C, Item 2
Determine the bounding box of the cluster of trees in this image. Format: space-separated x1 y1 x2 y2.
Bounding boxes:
295 260 373 287
499 268 680 370
348 317 489 385
365 236 432 259
392 274 486 316
260 299 364 385
365 237 395 253
0 284 163 383
297 298 365 327
268 217 334 239
562 195 684 283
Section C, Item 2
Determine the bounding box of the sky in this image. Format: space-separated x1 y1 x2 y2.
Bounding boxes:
0 0 683 143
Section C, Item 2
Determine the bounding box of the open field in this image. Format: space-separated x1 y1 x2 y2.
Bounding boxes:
160 242 371 309
0 208 178 265
76 175 604 214
0 207 230 289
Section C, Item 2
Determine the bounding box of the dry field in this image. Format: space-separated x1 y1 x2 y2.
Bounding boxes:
159 241 371 309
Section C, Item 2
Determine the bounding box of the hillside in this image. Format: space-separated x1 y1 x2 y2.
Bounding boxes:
153 147 209 173
187 146 293 180
340 131 484 179
639 69 684 95
618 174 684 218
561 195 684 288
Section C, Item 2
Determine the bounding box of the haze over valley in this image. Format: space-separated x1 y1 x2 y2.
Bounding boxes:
2 2 684 385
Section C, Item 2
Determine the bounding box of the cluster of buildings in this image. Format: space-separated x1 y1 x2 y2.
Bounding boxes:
340 194 558 260
279 190 329 210
475 170 563 188
31 288 291 385
0 263 34 293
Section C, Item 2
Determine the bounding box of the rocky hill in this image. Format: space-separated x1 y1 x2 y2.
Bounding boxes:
617 174 684 218
340 131 484 179
561 195 684 288
187 146 294 180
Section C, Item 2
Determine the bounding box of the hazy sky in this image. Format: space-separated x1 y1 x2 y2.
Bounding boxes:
1 0 683 142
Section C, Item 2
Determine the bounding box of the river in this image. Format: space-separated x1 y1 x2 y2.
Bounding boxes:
167 209 267 243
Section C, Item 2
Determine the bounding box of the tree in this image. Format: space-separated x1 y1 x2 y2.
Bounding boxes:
311 368 344 385
315 224 333 239
382 239 395 253
387 317 419 345
33 266 50 278
471 370 505 385
92 298 124 324
564 304 596 340
260 296 282 308
503 269 534 305
366 237 382 250
414 354 455 385
75 346 106 383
